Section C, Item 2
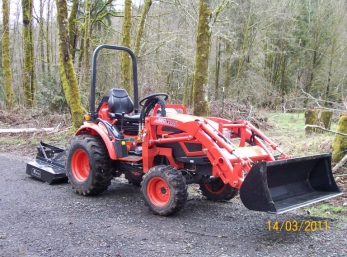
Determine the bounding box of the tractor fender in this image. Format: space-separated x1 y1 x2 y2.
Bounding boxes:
75 123 117 159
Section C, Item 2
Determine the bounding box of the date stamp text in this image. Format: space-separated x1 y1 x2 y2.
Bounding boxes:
267 220 328 232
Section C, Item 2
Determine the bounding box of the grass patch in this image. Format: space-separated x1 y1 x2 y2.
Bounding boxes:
266 112 337 157
0 137 26 145
303 203 347 220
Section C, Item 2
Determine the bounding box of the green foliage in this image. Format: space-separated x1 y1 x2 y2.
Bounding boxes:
36 64 69 113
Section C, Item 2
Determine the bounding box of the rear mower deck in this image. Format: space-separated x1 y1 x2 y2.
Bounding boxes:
26 142 67 184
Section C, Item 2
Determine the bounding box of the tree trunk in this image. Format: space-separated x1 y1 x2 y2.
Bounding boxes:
304 109 317 134
192 0 211 116
332 114 347 163
183 57 190 106
56 0 84 129
68 0 79 62
2 0 15 108
46 0 52 76
280 48 287 109
22 0 35 107
304 49 317 108
320 110 333 130
121 0 132 94
39 0 45 73
224 38 231 93
82 0 92 90
134 0 152 57
214 37 221 101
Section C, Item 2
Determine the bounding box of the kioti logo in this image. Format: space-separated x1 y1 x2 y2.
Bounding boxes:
31 168 41 178
154 117 177 126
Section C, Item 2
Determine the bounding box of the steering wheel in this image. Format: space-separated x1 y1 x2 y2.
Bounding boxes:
139 93 168 107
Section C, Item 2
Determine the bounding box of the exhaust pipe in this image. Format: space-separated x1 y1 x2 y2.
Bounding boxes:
240 153 342 214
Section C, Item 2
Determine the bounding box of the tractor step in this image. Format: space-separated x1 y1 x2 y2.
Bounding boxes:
240 153 342 214
26 142 67 184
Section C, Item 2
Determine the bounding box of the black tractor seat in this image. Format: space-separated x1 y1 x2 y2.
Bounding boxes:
108 88 140 135
108 112 140 121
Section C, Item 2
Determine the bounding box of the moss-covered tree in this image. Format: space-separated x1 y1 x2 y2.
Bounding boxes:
332 114 347 162
320 110 333 130
134 0 152 57
192 0 211 116
304 109 317 134
68 0 80 61
2 0 15 108
121 0 132 94
56 0 84 128
22 0 35 107
82 0 92 89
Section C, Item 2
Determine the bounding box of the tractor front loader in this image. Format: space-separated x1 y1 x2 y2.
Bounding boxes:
27 45 342 216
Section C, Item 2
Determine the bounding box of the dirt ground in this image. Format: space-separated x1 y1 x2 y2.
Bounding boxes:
0 152 346 257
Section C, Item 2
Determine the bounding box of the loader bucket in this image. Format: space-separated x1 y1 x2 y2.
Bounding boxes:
240 154 342 214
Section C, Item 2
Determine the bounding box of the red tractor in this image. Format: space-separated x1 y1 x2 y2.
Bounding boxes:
27 45 342 216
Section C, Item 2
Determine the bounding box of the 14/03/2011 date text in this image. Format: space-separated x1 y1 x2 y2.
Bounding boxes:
267 220 328 232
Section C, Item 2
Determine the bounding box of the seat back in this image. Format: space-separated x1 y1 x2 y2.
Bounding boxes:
108 88 134 114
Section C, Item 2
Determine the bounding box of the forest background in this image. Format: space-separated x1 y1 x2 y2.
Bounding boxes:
1 0 347 126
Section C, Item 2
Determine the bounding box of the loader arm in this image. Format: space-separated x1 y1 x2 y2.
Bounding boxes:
143 114 276 188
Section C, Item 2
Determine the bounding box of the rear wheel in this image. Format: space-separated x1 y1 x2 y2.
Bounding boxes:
141 165 188 216
199 178 238 201
66 135 113 195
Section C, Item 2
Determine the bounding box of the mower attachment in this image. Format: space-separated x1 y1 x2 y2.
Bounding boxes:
240 153 342 214
26 142 67 184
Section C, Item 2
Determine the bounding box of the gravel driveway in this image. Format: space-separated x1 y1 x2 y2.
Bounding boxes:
0 153 346 257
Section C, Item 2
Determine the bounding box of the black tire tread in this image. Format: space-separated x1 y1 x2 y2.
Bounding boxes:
66 135 114 195
141 165 188 216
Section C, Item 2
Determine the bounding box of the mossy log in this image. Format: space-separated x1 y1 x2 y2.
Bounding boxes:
332 114 347 163
320 110 333 129
305 109 317 134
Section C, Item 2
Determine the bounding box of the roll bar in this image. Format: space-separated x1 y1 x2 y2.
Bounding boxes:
89 44 139 119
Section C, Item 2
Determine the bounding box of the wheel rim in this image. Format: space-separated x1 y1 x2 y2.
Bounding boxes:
71 149 90 182
147 177 171 206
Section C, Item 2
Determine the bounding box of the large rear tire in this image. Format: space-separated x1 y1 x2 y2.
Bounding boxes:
66 135 113 195
141 165 188 216
199 178 238 201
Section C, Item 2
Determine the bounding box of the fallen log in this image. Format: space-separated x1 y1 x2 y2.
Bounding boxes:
0 123 61 133
0 128 55 133
332 154 347 173
304 125 347 137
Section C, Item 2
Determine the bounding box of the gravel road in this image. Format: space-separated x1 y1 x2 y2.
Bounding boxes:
0 153 346 257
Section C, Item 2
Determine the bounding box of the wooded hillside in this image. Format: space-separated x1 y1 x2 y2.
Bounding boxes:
1 0 347 119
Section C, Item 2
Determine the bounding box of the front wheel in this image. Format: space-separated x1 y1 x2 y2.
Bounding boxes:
66 135 114 195
199 178 238 201
141 165 188 216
